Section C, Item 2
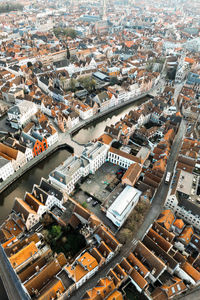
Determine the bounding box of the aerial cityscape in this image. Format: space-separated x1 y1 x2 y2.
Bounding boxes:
0 0 199 299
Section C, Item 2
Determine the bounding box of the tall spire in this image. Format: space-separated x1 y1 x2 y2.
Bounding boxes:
103 0 107 21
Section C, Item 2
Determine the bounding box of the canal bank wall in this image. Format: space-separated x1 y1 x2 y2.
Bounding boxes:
0 143 72 195
0 92 152 195
70 92 151 136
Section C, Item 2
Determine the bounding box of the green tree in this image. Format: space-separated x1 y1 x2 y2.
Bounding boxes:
69 78 77 92
49 225 62 239
53 27 77 39
78 76 96 91
82 201 87 209
118 228 132 244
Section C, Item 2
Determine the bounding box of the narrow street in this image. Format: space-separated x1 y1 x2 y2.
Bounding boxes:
0 245 29 300
69 120 186 300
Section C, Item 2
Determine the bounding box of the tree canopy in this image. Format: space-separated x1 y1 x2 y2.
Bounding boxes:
0 2 23 13
78 76 96 92
53 27 77 39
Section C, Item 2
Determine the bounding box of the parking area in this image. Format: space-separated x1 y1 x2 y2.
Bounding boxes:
72 162 123 234
80 162 123 203
73 189 118 234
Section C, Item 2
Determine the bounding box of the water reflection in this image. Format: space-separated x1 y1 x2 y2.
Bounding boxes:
73 97 150 144
0 149 71 221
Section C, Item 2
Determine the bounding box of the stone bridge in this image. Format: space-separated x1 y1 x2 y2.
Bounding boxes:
58 133 84 157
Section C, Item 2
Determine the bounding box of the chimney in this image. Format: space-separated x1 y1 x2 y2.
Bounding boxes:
40 193 44 203
35 265 39 272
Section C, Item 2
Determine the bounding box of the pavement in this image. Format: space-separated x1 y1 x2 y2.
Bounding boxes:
73 190 118 234
0 92 151 194
68 119 186 300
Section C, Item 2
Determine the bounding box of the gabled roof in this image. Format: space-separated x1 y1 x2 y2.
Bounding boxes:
13 198 37 221
173 219 185 230
178 226 194 245
157 209 175 230
109 147 141 163
122 163 142 186
181 262 200 282
9 241 38 269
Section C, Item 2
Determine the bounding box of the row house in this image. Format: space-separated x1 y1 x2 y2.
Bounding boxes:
0 157 14 182
165 169 200 230
24 192 47 218
107 84 126 103
152 211 200 286
23 252 68 299
56 110 79 132
73 100 94 120
65 251 99 289
20 132 48 157
127 82 141 98
13 198 40 231
93 91 111 112
82 277 123 300
5 138 34 162
0 142 27 171
129 110 145 127
2 86 24 104
32 178 64 210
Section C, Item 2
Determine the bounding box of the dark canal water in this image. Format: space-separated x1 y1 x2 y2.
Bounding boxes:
0 95 151 298
0 149 71 221
73 96 151 144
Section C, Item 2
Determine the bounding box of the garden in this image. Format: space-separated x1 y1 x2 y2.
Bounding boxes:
43 223 86 259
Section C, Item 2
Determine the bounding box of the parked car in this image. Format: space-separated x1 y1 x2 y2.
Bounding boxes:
92 200 99 207
87 197 92 203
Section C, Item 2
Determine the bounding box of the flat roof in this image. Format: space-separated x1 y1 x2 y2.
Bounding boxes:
176 170 194 195
108 186 141 216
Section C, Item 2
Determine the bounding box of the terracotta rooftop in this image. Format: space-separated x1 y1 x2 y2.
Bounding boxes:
109 147 141 164
157 209 175 230
9 241 38 269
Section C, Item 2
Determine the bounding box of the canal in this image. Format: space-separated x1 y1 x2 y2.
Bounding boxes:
0 95 151 221
0 94 151 299
0 149 71 222
73 96 151 144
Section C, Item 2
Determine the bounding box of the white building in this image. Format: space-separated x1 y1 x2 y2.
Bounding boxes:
7 100 38 129
0 157 14 182
49 156 90 194
46 130 58 147
107 85 126 103
165 170 200 230
0 142 27 171
106 186 142 227
82 142 109 174
32 178 64 210
64 251 99 289
74 102 93 120
108 147 141 169
13 198 40 230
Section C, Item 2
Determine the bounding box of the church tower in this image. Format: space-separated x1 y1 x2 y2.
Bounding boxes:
102 0 107 21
